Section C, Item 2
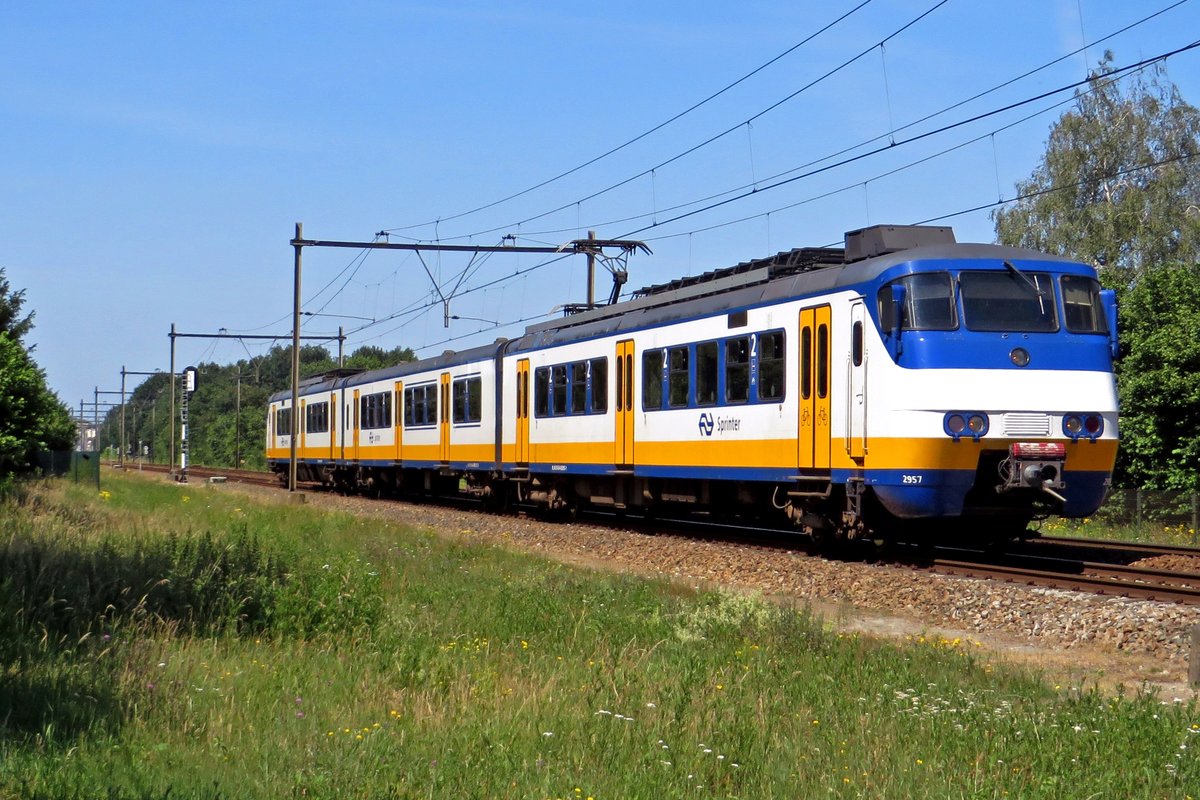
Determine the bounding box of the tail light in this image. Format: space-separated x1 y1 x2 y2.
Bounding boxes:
1062 413 1104 441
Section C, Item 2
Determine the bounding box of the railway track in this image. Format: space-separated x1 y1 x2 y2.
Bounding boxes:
915 546 1200 605
114 461 283 488
109 462 1200 604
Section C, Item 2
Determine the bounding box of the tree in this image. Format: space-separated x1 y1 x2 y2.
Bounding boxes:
993 57 1200 490
0 334 74 478
0 268 35 345
0 268 75 481
1112 264 1200 490
994 55 1200 273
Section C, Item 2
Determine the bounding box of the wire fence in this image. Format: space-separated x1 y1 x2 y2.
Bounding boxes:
1094 488 1200 531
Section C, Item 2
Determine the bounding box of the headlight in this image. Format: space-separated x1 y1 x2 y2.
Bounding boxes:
944 411 988 441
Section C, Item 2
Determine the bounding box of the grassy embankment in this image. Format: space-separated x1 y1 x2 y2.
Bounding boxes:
1 473 1197 799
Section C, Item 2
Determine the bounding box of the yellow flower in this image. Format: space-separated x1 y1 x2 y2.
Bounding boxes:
917 759 924 765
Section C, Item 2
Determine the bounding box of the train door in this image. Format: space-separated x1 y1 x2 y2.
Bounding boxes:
516 359 531 464
439 372 451 463
848 300 867 460
299 399 307 455
352 389 361 461
615 340 635 465
798 306 832 470
329 392 337 461
338 390 347 462
394 381 403 462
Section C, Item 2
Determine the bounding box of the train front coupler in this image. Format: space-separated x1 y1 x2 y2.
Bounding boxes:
997 442 1068 503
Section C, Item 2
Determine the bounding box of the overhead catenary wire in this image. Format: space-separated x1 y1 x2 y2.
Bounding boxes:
392 0 953 245
382 0 881 234
616 39 1200 239
346 148 1200 359
394 0 1190 247
277 32 1200 362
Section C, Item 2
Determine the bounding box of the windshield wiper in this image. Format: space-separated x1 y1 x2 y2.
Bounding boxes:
1004 259 1047 315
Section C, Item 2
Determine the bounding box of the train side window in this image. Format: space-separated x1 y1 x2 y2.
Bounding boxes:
534 367 549 418
570 362 587 415
668 346 690 407
816 325 828 399
725 337 750 404
695 341 718 406
852 321 864 367
452 376 482 424
403 386 418 426
551 365 568 416
360 391 391 430
306 401 329 434
642 350 664 410
590 358 607 413
759 331 786 402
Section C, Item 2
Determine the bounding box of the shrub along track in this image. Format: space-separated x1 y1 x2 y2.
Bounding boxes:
121 463 1200 693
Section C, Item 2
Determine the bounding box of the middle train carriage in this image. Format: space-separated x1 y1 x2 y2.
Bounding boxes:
267 224 1119 543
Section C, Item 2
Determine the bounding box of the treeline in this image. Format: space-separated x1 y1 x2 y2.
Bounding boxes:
100 344 414 470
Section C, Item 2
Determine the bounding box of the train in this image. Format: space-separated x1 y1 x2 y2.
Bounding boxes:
267 224 1119 545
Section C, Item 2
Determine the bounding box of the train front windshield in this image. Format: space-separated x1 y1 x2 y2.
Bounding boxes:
959 271 1057 332
880 269 1109 335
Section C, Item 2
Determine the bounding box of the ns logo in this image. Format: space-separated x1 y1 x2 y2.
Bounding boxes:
698 412 714 437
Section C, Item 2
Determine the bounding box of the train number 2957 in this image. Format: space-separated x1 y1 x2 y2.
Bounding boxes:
901 474 923 484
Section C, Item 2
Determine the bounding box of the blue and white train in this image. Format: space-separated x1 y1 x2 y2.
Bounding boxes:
267 225 1119 543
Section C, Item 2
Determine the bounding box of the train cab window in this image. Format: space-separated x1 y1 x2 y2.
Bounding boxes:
276 407 292 436
668 347 690 407
878 272 957 331
534 367 549 417
960 270 1058 332
759 331 786 402
725 337 750 404
589 358 608 413
642 350 664 410
1061 275 1108 334
695 341 718 406
570 363 587 414
551 365 568 415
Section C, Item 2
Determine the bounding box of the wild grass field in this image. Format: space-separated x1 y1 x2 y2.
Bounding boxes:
1 474 1197 799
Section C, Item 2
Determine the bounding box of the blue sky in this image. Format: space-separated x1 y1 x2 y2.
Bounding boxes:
3 0 1199 414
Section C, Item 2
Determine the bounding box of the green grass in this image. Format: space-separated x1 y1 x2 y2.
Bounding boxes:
1 474 1198 799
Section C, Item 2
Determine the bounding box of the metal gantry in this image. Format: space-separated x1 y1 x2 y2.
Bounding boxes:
285 223 650 493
